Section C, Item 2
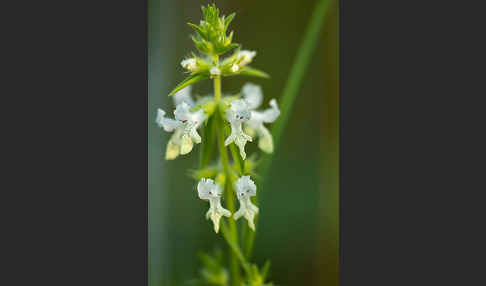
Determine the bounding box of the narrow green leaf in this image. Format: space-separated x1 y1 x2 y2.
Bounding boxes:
247 0 332 260
238 67 270 78
224 12 236 31
168 73 209 96
268 0 330 153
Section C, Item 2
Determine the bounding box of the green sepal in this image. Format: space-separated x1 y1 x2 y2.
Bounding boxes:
168 73 209 96
187 22 207 40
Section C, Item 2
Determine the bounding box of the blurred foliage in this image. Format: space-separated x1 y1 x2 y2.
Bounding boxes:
186 249 273 286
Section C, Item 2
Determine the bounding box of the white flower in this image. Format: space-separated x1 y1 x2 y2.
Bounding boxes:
231 63 239 73
172 86 195 107
155 102 206 160
241 83 263 109
197 178 231 233
237 50 256 66
181 58 197 72
233 176 259 231
224 99 252 160
210 67 221 76
155 108 182 132
241 83 280 153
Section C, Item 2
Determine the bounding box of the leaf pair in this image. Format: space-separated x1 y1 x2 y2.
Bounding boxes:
168 68 268 97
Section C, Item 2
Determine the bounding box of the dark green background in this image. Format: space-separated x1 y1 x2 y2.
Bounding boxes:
148 1 338 285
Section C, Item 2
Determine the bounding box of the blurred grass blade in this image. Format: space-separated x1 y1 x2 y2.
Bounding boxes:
246 0 332 259
271 0 331 152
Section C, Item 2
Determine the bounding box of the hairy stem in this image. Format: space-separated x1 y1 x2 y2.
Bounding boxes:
214 72 241 285
214 76 222 101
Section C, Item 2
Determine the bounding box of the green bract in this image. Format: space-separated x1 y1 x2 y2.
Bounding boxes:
188 4 238 56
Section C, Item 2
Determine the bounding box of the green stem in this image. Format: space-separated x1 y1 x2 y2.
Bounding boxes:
247 0 332 259
214 76 222 101
220 222 251 275
214 73 241 285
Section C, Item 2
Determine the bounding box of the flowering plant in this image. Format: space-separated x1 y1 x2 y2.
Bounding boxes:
156 4 279 285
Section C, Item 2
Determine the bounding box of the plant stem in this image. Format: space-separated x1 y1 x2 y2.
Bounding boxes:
220 222 251 275
214 72 241 285
214 76 222 101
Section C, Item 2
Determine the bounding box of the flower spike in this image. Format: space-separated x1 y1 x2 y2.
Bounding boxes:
233 176 259 230
197 178 231 233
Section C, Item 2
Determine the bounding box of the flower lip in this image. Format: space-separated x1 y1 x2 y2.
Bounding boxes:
241 83 263 110
228 99 251 121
